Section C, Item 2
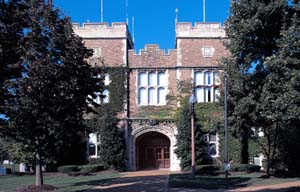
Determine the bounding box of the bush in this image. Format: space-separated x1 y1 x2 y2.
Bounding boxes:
230 164 261 172
286 187 300 192
80 164 104 173
196 165 223 175
57 165 79 173
88 158 102 165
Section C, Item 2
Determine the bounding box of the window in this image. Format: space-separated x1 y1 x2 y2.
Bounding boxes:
103 89 109 103
194 70 220 103
92 73 111 104
205 133 219 157
92 47 101 58
138 71 167 105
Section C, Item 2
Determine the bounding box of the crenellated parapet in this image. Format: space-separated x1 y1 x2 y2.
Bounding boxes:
73 22 130 39
176 22 226 38
128 44 177 68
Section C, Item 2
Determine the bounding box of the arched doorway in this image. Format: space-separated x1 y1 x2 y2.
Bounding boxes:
136 132 170 169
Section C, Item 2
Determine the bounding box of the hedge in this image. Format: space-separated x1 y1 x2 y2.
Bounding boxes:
80 164 104 173
57 165 79 173
196 164 261 175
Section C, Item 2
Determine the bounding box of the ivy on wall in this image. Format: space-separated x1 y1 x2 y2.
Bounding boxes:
103 67 128 114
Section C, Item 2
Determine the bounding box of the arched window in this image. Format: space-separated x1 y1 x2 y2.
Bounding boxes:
195 71 204 86
103 89 109 103
195 87 204 103
157 87 166 104
148 88 156 105
138 88 147 105
148 72 156 86
139 72 147 86
158 72 166 86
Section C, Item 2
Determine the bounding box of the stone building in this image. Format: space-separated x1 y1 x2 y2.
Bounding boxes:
73 21 229 171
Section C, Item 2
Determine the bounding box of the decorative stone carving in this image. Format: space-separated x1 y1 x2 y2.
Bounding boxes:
201 46 215 57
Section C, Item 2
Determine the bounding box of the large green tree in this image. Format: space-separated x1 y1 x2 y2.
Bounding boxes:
224 0 287 166
1 0 101 186
259 14 300 175
174 98 210 170
0 0 27 127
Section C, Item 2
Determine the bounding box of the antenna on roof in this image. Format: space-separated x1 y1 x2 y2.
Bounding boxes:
48 0 52 6
132 16 135 43
126 0 129 24
101 0 104 22
203 0 206 22
175 8 179 35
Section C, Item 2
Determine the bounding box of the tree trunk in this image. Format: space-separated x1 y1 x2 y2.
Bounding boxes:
240 128 249 164
35 151 43 186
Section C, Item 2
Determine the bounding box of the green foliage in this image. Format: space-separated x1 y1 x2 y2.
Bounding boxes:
96 106 126 171
57 165 79 173
103 67 128 114
0 0 27 128
80 164 104 173
174 97 211 170
137 106 175 120
194 103 222 132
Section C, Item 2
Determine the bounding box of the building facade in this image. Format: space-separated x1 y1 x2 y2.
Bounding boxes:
73 22 229 171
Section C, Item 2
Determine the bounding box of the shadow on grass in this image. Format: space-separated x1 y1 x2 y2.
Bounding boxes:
169 173 251 190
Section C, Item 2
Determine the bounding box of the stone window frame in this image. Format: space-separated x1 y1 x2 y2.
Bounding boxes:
194 70 220 103
204 133 220 158
91 47 102 58
93 73 110 104
137 70 167 106
201 46 215 58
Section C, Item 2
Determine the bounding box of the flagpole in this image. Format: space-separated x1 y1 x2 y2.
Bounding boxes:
101 0 103 22
203 0 206 22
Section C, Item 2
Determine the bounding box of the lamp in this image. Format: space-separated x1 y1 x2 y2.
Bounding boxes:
189 91 197 176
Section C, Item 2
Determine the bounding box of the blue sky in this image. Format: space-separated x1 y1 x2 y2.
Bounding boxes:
54 0 230 51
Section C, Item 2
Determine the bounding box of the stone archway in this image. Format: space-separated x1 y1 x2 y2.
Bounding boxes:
128 125 181 171
136 132 170 169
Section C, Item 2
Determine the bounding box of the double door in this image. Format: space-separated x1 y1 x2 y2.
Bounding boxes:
141 145 170 169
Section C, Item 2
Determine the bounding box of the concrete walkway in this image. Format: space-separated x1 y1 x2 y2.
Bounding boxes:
87 170 170 192
87 170 300 192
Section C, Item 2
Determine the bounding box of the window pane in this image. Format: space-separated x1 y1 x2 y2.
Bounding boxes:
195 72 204 85
214 88 220 102
209 134 217 142
158 72 166 86
205 87 211 102
104 73 110 86
139 72 147 86
213 72 219 85
103 90 109 103
158 88 166 104
204 71 211 85
195 87 204 103
138 88 147 105
148 72 156 86
209 143 217 156
148 88 156 104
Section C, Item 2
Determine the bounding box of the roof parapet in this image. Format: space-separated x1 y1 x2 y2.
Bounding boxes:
176 22 226 38
72 22 129 39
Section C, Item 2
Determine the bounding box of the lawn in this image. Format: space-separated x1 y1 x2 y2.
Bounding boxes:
169 172 300 190
0 172 120 192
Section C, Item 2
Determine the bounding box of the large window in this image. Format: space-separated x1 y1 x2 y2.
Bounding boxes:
138 71 167 105
93 73 110 104
204 133 219 157
194 70 220 103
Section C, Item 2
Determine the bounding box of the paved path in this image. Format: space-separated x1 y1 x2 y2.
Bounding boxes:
87 170 300 192
87 170 170 192
170 180 300 192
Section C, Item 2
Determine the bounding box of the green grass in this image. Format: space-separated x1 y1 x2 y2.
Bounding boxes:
169 172 300 190
0 172 119 192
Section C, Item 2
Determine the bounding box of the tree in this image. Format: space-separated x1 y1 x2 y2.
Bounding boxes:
259 14 300 175
95 105 126 171
224 0 287 167
175 98 209 170
1 0 101 186
0 0 27 127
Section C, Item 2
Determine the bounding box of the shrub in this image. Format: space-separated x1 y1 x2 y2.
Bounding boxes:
230 164 261 172
57 165 79 173
80 164 104 173
286 187 300 192
196 165 223 175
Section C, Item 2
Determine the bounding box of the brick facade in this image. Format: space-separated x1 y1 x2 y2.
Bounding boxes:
74 22 229 171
